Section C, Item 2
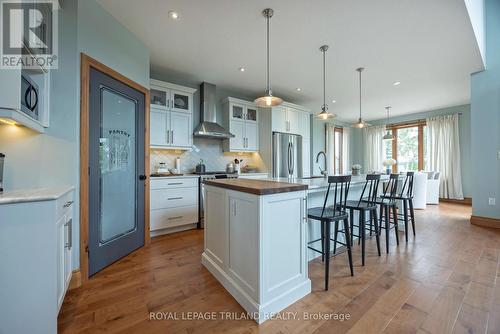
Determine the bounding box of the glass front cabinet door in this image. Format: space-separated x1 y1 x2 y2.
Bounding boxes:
231 104 244 120
246 107 257 122
171 89 192 113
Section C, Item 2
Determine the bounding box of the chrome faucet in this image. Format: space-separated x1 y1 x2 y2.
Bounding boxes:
316 151 328 178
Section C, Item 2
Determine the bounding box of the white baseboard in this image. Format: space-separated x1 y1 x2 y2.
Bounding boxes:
202 252 311 324
150 223 198 237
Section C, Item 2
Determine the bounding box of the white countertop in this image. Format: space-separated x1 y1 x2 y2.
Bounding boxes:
267 174 390 192
0 186 74 205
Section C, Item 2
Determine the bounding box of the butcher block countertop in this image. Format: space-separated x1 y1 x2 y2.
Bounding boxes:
203 178 308 195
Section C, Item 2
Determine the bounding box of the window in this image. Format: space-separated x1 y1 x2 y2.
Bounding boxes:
333 127 343 174
384 122 426 173
326 125 344 174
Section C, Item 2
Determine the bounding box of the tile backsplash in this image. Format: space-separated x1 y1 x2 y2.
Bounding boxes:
150 138 267 174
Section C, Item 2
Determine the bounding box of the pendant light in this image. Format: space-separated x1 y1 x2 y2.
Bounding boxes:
352 67 371 128
382 106 395 140
254 8 283 107
315 45 336 120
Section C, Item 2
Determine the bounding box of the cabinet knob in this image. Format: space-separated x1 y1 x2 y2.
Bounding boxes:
139 175 147 181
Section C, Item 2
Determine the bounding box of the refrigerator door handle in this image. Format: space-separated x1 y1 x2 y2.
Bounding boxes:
287 142 292 176
290 142 295 176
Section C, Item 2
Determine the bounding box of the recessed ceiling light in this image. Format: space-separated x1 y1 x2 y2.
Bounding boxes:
393 81 401 86
238 67 246 72
168 11 179 20
331 100 336 103
296 88 302 92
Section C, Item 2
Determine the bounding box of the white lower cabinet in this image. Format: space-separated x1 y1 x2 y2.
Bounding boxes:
238 173 269 179
150 177 199 235
0 188 74 334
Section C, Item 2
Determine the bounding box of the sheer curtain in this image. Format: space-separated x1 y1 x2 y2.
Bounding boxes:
426 114 463 199
363 125 385 173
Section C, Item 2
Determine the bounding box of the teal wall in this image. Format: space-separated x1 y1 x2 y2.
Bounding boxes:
470 0 500 219
0 0 150 270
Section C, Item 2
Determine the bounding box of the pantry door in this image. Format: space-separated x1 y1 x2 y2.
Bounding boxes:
87 65 146 276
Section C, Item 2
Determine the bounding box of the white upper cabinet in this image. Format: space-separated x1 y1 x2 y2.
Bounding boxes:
149 79 196 149
271 106 288 133
267 104 310 137
222 98 259 152
0 64 50 133
170 111 192 147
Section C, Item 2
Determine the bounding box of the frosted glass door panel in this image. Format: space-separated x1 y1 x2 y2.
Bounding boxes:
99 88 137 244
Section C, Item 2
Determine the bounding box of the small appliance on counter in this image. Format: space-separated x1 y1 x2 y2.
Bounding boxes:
156 162 169 174
226 162 234 173
195 159 206 174
0 153 4 192
234 159 242 174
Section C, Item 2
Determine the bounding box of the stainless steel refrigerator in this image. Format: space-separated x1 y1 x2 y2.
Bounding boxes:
272 132 302 179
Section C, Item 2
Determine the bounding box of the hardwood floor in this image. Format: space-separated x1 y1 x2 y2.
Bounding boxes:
58 203 500 334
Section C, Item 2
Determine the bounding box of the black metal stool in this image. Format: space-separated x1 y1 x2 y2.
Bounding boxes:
382 172 416 242
364 173 400 253
307 175 354 290
344 174 382 265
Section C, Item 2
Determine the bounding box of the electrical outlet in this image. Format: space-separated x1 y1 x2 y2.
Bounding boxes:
489 198 496 206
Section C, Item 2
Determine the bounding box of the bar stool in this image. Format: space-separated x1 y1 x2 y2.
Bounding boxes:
344 174 381 266
364 174 400 253
382 172 416 242
307 175 354 290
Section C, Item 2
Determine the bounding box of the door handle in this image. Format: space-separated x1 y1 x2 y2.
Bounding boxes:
290 143 295 176
287 142 292 176
170 130 174 144
139 175 147 180
168 197 183 200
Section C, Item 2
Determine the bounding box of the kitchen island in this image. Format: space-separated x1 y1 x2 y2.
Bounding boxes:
201 179 310 323
201 175 388 323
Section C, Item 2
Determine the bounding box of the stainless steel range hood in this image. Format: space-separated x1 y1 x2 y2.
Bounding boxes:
193 82 234 139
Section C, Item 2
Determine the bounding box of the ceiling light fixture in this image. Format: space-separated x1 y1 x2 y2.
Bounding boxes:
393 81 401 86
168 11 179 20
331 100 336 103
382 106 395 140
315 45 336 120
296 88 302 92
239 67 246 72
352 67 370 128
254 8 283 107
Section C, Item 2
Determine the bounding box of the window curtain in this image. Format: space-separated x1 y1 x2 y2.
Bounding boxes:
342 127 350 173
363 125 385 173
325 124 335 175
426 114 464 199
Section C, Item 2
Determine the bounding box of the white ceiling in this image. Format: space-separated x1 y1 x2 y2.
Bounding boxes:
97 0 484 122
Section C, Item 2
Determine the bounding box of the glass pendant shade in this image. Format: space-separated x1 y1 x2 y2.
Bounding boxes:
254 91 283 107
255 8 283 107
383 132 395 140
353 118 370 128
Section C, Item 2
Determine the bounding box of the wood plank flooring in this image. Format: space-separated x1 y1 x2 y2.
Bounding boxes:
58 203 500 334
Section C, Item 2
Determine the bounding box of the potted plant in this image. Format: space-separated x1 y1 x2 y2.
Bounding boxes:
351 164 362 176
383 158 397 174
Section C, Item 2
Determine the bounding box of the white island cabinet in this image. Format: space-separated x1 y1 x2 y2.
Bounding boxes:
201 179 311 323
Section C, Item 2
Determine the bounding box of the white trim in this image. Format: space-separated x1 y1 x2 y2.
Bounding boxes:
150 79 197 94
